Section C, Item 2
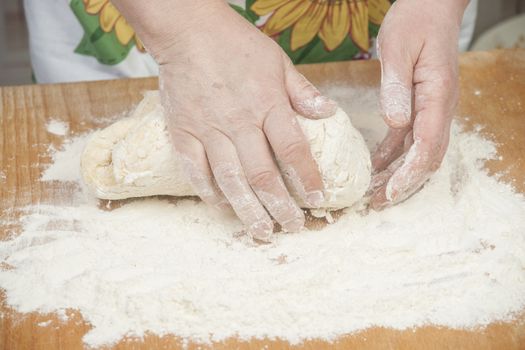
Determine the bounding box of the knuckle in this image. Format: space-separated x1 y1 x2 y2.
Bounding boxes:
419 66 457 94
213 163 241 186
236 200 260 218
227 121 255 137
229 125 259 141
279 139 310 164
294 74 315 93
199 129 225 146
248 168 279 190
220 109 261 131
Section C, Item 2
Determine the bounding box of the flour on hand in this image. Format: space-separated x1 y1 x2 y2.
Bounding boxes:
80 91 371 209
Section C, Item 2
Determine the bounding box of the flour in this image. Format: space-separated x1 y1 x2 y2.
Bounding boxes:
1 87 525 348
41 135 89 182
37 320 53 327
46 119 69 136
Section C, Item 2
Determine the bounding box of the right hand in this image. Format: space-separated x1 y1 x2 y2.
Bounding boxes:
136 2 337 241
368 0 465 210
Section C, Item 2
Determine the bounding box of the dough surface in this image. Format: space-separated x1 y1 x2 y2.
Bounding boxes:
81 91 371 209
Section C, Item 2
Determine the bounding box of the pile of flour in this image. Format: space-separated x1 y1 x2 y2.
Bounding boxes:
0 87 524 348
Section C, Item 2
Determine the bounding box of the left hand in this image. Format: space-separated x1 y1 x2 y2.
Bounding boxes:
369 0 469 210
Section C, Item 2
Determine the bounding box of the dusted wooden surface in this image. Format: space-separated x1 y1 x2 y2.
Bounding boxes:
1 49 524 349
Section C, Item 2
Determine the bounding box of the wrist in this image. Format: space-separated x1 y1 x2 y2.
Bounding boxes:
111 0 230 62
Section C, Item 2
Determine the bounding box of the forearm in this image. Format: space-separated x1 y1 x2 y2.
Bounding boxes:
444 0 471 23
111 0 227 56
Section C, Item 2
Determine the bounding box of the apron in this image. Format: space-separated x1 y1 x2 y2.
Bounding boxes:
23 0 478 83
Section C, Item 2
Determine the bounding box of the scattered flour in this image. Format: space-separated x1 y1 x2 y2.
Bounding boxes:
37 320 53 327
46 119 69 136
41 135 90 182
0 87 524 348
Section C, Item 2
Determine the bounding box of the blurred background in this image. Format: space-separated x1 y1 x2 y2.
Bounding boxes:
1 0 524 86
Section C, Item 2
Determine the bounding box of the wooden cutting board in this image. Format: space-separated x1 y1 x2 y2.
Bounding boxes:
0 49 524 350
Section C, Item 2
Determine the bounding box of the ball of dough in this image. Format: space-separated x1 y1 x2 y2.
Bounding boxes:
81 91 371 209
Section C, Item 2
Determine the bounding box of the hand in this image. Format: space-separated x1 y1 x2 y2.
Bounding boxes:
369 0 469 210
113 1 337 241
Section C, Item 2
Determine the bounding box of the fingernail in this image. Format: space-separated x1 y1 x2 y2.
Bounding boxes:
306 190 324 208
282 217 304 233
382 84 411 127
248 221 274 242
298 96 338 119
385 179 396 202
316 96 338 117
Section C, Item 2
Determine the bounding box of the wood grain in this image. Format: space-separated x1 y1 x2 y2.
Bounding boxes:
0 49 524 350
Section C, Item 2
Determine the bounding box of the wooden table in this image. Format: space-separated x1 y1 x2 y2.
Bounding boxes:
1 49 524 349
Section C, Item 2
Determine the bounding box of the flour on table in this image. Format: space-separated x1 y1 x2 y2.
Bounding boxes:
41 135 89 182
46 119 69 136
37 320 53 327
1 87 524 348
80 91 371 209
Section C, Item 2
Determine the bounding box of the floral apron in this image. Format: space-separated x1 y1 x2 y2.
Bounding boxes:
70 0 392 66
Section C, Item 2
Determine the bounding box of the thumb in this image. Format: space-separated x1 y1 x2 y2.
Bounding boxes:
284 56 338 119
378 38 414 129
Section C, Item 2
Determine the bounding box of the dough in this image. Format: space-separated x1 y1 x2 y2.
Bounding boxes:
81 91 371 209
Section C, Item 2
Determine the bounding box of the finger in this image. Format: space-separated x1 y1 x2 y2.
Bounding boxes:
384 54 457 203
371 59 456 211
263 105 325 208
231 126 305 233
203 130 274 242
369 153 406 196
377 30 414 128
371 126 411 173
369 153 406 210
283 54 338 119
385 105 452 205
170 128 232 213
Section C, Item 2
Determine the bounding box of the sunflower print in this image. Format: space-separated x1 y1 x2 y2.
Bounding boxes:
82 0 144 51
251 0 390 52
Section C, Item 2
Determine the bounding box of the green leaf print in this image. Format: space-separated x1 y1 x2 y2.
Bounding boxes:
230 2 259 24
369 23 381 39
245 0 260 23
70 0 134 65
